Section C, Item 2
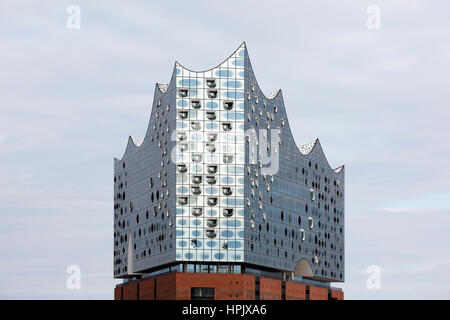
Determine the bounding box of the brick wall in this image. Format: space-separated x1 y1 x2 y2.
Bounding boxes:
259 277 281 300
139 278 155 300
114 286 123 300
309 286 328 300
122 281 138 300
285 281 306 300
156 273 177 300
176 273 255 300
331 289 344 300
115 273 343 301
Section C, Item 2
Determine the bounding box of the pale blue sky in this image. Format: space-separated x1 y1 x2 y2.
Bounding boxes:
1 0 449 299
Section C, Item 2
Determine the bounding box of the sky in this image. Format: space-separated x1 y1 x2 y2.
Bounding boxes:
1 0 449 299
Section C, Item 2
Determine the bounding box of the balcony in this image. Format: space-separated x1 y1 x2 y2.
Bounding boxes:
207 165 218 174
223 101 233 110
192 207 203 216
192 175 202 184
206 176 216 185
222 187 232 196
191 100 201 109
223 208 233 217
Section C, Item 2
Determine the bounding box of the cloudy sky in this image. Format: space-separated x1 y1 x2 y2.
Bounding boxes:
1 0 449 299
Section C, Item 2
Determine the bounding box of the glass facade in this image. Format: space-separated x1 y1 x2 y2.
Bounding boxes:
113 43 345 283
175 45 246 264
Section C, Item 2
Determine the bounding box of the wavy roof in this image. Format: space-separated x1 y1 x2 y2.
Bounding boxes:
298 139 318 155
130 136 142 147
157 83 169 93
115 42 344 176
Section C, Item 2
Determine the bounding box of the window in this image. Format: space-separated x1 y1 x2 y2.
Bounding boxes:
191 121 201 130
208 89 218 98
206 230 216 238
207 197 218 206
223 154 233 164
206 176 216 185
207 133 217 142
178 110 188 119
223 208 233 217
178 88 188 97
192 175 202 184
300 229 305 241
224 101 234 110
192 153 202 162
310 188 315 201
191 100 201 109
207 218 217 227
222 122 232 131
308 217 314 229
206 79 216 88
191 287 214 300
191 186 201 195
178 196 188 205
206 111 216 120
192 208 202 216
222 187 232 196
207 165 218 174
178 143 188 152
206 143 216 153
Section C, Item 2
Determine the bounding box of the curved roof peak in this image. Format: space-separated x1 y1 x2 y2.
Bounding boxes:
175 42 247 73
296 138 344 175
298 139 319 155
130 136 142 147
157 83 169 93
266 89 281 99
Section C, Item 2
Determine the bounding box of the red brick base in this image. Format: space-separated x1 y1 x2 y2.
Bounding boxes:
115 273 343 300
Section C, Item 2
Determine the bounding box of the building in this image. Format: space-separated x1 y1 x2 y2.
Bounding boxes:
113 43 345 300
